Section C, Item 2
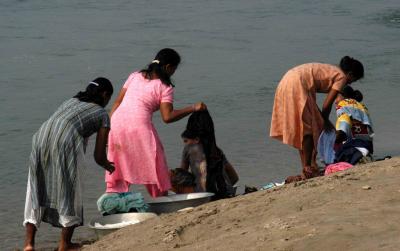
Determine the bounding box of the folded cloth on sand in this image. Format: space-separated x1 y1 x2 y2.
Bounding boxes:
335 138 373 165
324 162 353 175
97 192 149 215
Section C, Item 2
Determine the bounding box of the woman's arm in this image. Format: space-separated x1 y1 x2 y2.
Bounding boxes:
109 88 127 117
322 88 339 118
321 88 339 130
160 102 206 124
94 127 115 174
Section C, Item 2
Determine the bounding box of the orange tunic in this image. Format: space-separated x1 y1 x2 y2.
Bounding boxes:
270 63 347 150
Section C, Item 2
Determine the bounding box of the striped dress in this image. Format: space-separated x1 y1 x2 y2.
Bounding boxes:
24 98 110 228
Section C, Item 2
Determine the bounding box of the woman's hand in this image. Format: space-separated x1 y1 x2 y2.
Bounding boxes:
193 102 207 112
160 102 206 124
94 127 115 174
321 88 339 131
103 161 115 174
323 119 335 131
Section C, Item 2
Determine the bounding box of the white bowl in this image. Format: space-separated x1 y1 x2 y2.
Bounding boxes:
147 192 214 214
88 212 157 239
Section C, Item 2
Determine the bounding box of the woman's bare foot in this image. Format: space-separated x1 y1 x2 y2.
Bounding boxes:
285 175 304 184
58 242 82 251
23 244 34 251
303 166 320 179
58 225 79 251
24 223 37 251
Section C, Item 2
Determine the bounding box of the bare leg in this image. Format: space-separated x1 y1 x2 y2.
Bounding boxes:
302 135 313 166
286 135 319 184
301 134 319 178
311 147 320 175
299 149 305 167
58 225 81 251
24 223 37 251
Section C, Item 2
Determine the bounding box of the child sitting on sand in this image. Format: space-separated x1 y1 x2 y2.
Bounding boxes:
170 111 239 199
335 86 373 147
334 85 374 164
315 86 375 175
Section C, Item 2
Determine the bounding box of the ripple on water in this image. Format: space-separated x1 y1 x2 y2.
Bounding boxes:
372 8 400 28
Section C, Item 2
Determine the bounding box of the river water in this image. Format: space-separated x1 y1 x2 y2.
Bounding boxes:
1 0 400 249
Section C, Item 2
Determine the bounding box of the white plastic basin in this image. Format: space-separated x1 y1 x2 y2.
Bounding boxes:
88 212 157 239
147 192 214 214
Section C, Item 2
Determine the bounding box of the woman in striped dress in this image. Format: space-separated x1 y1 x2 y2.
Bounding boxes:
23 78 115 251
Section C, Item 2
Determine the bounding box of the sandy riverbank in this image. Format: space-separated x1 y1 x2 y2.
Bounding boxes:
84 157 400 251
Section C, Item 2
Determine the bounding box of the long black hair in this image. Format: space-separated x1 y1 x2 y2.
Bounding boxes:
339 56 364 81
185 110 222 162
184 110 228 198
74 77 113 107
140 48 181 87
341 85 363 102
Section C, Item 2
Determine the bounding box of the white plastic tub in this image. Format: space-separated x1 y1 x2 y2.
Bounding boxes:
147 192 214 214
88 212 157 239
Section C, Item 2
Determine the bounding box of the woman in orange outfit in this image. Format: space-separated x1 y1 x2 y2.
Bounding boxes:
270 56 364 182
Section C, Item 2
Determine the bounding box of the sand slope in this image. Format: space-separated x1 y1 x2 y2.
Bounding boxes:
84 157 400 251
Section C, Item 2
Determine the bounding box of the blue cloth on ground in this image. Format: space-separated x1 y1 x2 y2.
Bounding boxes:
317 129 336 165
260 182 285 190
97 192 149 215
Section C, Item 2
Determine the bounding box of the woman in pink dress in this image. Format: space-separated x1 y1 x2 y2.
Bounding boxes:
106 48 207 197
270 56 364 183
